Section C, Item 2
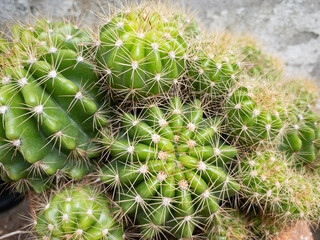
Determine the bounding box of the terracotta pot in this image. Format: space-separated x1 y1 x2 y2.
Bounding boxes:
272 221 313 240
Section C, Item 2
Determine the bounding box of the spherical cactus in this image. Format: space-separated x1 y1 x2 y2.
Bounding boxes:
239 150 317 222
280 107 320 168
0 19 108 192
98 96 240 239
11 18 91 52
33 184 124 240
223 78 287 147
95 5 187 101
187 36 241 99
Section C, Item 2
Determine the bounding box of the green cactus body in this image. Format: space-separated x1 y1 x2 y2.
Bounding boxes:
34 185 124 240
96 8 187 100
224 81 285 147
99 97 239 239
187 41 240 98
11 20 91 54
239 151 316 221
0 20 108 192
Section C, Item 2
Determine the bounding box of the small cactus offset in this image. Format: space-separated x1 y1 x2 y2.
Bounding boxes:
0 19 108 192
95 4 188 101
205 207 249 240
187 35 241 99
237 35 283 81
239 150 317 222
99 96 240 239
32 184 124 240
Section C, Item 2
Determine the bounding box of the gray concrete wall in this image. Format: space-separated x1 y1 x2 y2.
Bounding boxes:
1 0 320 81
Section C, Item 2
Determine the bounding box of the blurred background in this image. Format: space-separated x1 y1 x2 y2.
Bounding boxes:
0 0 319 239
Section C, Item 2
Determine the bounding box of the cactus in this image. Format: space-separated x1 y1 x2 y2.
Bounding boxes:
0 19 108 192
32 184 124 240
279 105 320 168
239 150 317 222
98 96 240 239
187 36 241 99
223 77 288 147
246 210 285 240
278 79 320 169
95 4 187 101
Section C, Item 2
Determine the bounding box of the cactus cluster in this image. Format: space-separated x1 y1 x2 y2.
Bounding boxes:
0 2 319 240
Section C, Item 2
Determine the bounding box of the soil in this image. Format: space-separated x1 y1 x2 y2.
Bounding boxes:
0 196 31 240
